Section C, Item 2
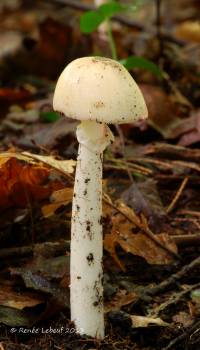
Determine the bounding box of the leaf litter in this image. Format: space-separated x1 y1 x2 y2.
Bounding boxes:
0 1 200 350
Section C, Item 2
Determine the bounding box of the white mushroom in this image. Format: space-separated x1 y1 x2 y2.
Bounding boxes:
53 56 148 339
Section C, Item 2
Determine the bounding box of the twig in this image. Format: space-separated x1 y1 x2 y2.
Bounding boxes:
0 235 198 261
106 157 152 175
177 209 200 217
162 319 200 350
174 217 200 230
156 174 200 182
128 156 200 173
147 255 200 296
166 177 189 214
103 195 179 259
173 160 200 172
151 282 200 317
0 235 199 260
144 143 200 162
0 343 5 350
0 241 70 259
137 157 172 169
172 234 200 246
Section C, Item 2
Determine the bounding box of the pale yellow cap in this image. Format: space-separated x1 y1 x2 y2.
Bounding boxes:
53 57 148 124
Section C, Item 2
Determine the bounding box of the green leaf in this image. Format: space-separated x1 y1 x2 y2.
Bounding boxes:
98 2 126 18
80 1 127 34
120 56 164 78
80 11 104 33
40 111 60 123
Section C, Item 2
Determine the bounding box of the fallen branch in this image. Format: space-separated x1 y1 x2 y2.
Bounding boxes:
1 235 199 260
151 282 200 317
147 255 200 296
0 241 70 259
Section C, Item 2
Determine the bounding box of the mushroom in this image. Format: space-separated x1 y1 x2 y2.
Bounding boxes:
53 56 148 339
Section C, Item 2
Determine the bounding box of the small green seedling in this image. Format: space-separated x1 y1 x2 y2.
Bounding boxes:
80 0 164 77
120 56 163 78
80 1 128 34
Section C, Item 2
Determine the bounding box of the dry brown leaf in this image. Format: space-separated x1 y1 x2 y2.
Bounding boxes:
104 202 177 269
51 187 73 202
42 188 73 217
175 21 200 43
23 152 76 174
104 229 126 272
105 289 137 313
0 285 44 310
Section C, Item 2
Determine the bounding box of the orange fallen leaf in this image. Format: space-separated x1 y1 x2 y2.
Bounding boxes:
0 157 64 209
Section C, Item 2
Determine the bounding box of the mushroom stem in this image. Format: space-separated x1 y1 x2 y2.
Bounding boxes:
70 120 114 339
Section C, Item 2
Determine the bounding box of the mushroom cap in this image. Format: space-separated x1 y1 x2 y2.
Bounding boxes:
53 57 148 124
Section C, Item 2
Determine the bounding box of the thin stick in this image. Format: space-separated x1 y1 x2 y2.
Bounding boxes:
151 282 200 317
166 177 189 214
172 234 200 246
177 209 200 217
162 320 200 350
174 217 200 230
147 255 200 296
0 241 70 259
106 156 152 175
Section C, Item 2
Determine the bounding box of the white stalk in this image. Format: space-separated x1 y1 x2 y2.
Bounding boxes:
70 120 114 339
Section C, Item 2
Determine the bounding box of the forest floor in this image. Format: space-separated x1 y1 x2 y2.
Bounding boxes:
0 1 200 349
